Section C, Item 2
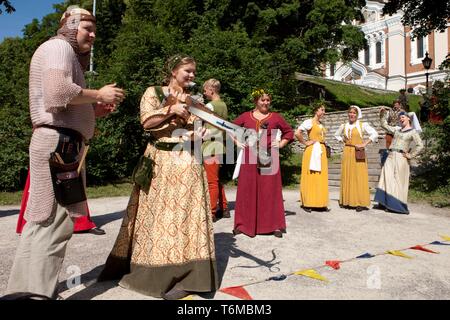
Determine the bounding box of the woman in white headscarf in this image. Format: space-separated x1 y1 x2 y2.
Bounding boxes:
374 110 424 214
334 105 378 212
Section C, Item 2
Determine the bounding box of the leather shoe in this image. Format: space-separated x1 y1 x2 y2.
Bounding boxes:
356 206 364 212
232 228 242 236
162 288 190 300
212 215 217 223
273 230 283 238
222 208 231 218
302 206 312 213
89 227 106 235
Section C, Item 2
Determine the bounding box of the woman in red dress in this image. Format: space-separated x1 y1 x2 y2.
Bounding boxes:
16 170 105 235
232 89 294 238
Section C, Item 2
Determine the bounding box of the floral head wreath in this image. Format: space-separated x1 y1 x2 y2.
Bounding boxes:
162 54 195 85
166 54 184 73
251 88 272 99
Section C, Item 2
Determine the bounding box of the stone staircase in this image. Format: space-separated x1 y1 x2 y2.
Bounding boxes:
293 106 388 189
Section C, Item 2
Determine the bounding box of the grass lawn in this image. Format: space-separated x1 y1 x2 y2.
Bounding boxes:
299 75 422 113
0 181 133 206
1 156 447 208
409 187 450 208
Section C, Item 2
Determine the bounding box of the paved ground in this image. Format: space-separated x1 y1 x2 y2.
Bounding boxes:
1 187 449 300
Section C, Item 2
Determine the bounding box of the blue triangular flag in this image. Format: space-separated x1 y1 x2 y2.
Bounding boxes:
268 275 287 281
356 252 375 258
430 241 450 246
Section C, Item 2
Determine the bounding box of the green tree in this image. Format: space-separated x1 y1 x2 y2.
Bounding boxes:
383 0 450 38
0 0 14 14
0 38 32 190
0 0 369 189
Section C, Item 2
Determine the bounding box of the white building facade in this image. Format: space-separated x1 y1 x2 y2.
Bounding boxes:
325 0 449 93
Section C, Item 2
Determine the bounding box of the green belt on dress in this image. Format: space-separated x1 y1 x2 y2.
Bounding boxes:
152 140 196 152
153 141 180 151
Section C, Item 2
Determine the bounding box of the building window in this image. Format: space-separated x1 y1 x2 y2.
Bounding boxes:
330 64 335 77
417 37 424 58
376 41 382 64
410 35 428 64
364 45 370 65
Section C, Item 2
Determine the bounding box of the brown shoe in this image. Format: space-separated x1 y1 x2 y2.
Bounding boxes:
162 288 190 300
273 230 283 238
222 208 231 218
88 227 106 235
232 228 242 236
212 215 217 223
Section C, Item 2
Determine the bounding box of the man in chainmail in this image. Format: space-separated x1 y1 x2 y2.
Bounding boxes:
3 6 125 300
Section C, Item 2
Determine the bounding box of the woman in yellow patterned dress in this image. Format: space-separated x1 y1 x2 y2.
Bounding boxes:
98 55 218 300
334 105 378 212
295 104 330 212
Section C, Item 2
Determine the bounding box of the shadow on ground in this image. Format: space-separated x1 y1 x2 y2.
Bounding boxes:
0 210 19 218
91 210 125 228
61 230 282 300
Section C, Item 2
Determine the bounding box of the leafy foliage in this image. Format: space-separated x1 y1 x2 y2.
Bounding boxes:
382 0 450 39
0 0 14 14
0 0 370 190
411 75 450 194
382 0 450 68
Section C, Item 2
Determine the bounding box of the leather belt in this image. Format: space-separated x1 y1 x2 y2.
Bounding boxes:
34 124 84 143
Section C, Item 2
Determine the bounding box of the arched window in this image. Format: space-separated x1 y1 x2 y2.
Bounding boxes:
364 45 370 65
376 41 382 64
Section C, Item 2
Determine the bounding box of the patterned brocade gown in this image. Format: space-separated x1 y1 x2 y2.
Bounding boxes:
98 86 219 297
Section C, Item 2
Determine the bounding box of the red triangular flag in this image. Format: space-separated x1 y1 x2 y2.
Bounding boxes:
325 260 341 270
410 245 439 254
219 286 253 300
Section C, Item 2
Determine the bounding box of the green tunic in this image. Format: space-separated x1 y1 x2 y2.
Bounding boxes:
202 99 228 158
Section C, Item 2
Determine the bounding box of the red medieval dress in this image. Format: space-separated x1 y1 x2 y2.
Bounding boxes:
232 111 294 237
16 170 96 234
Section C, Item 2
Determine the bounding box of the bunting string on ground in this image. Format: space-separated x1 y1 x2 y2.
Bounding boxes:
294 269 329 282
198 234 450 300
386 250 414 259
325 260 341 270
219 286 253 300
409 245 439 254
430 241 450 246
356 252 375 259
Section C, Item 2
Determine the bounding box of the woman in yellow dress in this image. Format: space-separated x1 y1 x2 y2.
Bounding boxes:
334 105 378 212
295 104 330 212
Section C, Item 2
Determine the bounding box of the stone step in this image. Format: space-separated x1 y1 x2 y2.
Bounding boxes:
299 148 383 155
328 167 381 175
328 164 382 171
328 157 381 168
328 180 379 188
328 173 380 181
328 157 382 163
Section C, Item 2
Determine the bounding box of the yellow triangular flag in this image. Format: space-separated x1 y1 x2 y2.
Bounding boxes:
386 250 413 259
439 235 450 242
294 269 329 282
180 295 194 300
